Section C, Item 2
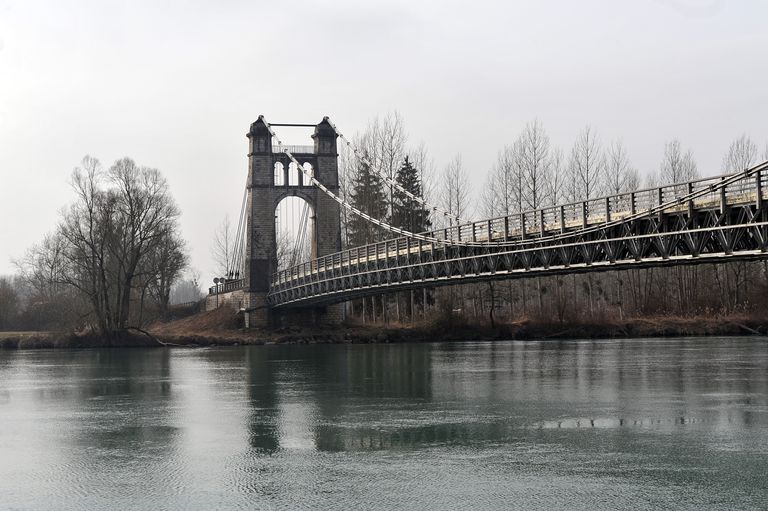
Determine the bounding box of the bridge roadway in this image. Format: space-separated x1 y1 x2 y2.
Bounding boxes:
217 163 768 308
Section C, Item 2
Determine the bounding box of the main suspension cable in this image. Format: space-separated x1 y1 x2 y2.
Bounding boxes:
262 118 465 247
326 118 462 225
265 117 768 251
291 198 311 267
230 181 248 279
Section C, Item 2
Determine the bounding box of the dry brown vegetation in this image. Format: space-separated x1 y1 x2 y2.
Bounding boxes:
2 307 766 350
144 304 768 348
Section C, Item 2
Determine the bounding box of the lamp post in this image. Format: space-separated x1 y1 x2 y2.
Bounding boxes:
213 277 227 308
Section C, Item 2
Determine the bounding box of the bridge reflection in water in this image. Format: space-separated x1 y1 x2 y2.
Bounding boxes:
233 340 768 453
13 342 764 454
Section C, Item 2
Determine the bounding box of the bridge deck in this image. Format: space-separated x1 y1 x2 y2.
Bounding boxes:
274 187 766 284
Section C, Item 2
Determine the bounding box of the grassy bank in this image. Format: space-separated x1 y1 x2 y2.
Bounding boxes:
0 330 161 349
1 308 766 350
150 306 768 344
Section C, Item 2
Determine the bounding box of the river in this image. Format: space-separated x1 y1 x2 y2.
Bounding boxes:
1 337 767 510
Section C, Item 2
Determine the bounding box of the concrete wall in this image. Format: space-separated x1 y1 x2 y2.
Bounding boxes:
205 289 244 312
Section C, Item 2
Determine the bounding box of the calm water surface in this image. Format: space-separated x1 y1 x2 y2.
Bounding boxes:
1 337 767 510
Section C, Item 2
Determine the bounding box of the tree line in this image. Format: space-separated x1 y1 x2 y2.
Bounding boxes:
337 113 768 325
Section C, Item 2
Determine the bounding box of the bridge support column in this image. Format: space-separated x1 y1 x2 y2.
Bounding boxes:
243 292 270 328
267 303 343 328
242 116 342 327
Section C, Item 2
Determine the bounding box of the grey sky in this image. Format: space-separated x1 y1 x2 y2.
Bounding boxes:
1 0 767 280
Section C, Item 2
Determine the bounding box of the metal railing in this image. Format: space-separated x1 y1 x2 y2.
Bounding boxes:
208 278 245 296
272 145 314 154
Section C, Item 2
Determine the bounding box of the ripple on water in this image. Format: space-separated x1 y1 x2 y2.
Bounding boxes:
1 340 768 510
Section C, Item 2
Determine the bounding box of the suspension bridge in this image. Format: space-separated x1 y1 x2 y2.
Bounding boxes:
207 116 768 327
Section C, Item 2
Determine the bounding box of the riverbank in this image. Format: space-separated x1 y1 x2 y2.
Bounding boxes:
1 307 767 349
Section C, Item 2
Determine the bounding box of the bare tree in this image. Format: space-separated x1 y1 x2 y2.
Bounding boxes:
441 155 473 224
487 145 521 217
722 134 758 172
659 139 698 184
542 146 567 320
275 228 304 272
56 156 113 331
345 112 447 233
0 277 19 329
602 140 639 325
515 120 551 209
145 231 188 317
480 170 500 219
106 158 181 330
513 120 554 315
568 126 605 201
604 140 639 195
482 145 523 320
211 215 234 277
13 231 84 330
545 148 566 206
356 111 407 215
338 143 356 247
482 127 562 321
644 170 660 189
346 114 407 322
27 155 186 336
14 232 68 304
565 127 605 321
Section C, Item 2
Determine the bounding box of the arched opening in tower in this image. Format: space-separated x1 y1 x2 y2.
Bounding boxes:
274 162 285 186
275 195 315 272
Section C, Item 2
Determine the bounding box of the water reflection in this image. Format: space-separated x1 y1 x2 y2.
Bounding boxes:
245 348 280 453
227 339 768 456
1 338 767 510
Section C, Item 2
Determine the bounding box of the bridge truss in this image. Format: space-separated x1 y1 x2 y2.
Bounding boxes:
268 159 768 308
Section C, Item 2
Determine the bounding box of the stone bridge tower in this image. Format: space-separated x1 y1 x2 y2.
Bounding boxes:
242 116 342 326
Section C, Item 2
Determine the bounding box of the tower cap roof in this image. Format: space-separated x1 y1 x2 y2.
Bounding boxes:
248 115 270 137
313 116 336 138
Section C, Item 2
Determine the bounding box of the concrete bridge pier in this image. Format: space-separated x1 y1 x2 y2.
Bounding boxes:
247 303 344 329
242 295 344 328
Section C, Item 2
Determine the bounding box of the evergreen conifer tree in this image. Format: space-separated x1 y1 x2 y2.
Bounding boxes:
348 155 389 246
391 156 432 234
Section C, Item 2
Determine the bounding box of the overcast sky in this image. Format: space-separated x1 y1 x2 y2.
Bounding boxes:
1 0 767 281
